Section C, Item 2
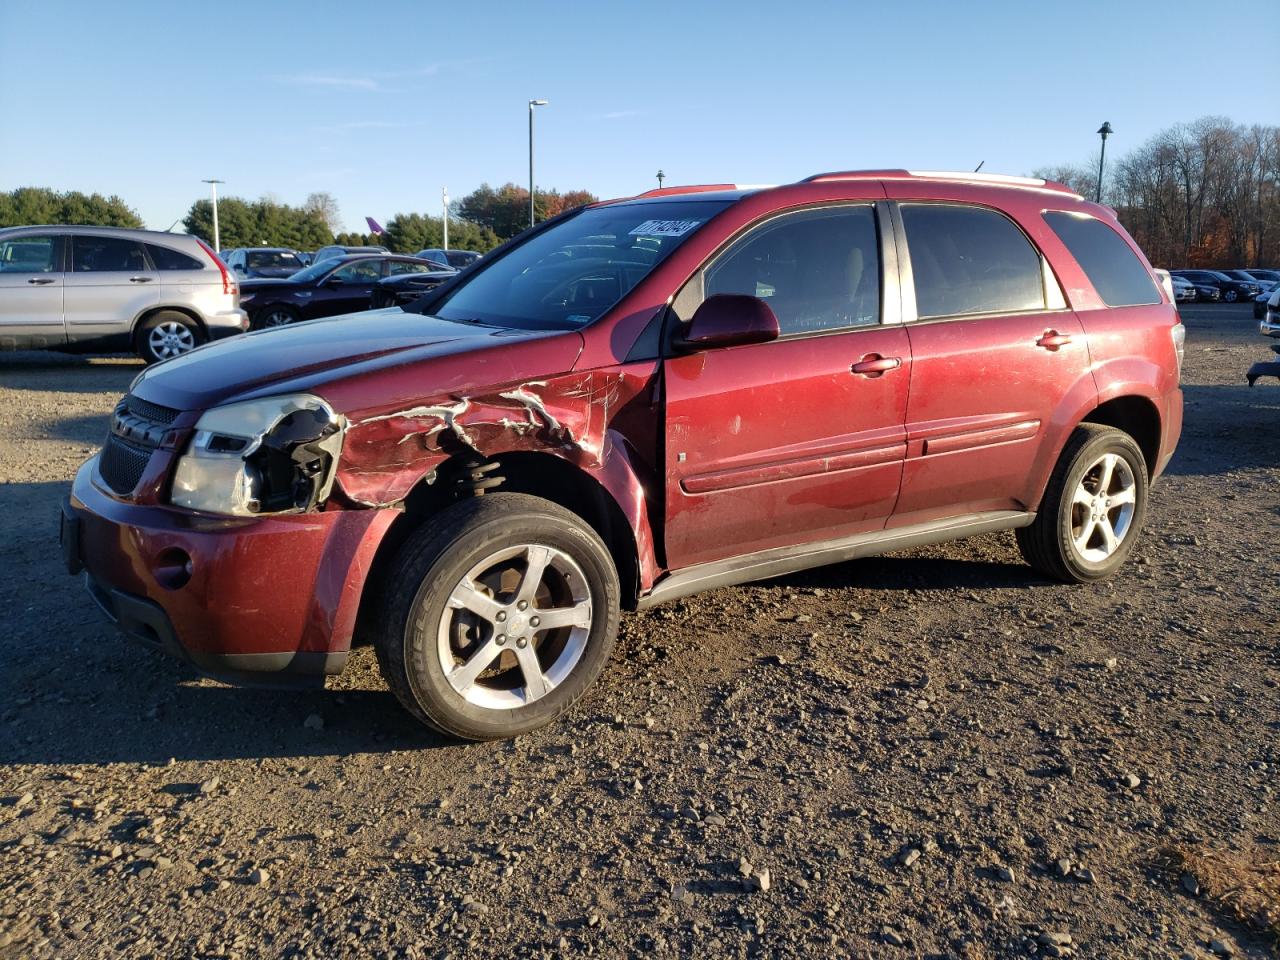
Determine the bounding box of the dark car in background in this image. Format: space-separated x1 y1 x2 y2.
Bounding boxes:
313 244 389 265
224 247 305 279
1171 269 1260 303
371 267 458 308
414 248 482 270
239 254 444 327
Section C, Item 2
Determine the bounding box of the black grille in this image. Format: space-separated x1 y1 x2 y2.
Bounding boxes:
122 395 178 425
99 434 152 495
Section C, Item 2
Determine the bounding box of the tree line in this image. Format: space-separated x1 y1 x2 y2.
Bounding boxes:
1034 117 1280 268
0 183 599 255
0 188 144 230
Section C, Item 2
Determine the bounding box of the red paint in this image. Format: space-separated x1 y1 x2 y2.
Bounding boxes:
69 171 1182 680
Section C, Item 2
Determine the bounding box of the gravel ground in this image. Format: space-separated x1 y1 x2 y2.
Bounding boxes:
1 304 1277 959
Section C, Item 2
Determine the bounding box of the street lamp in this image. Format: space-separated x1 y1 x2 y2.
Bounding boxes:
528 99 548 229
656 169 666 189
201 179 225 251
442 186 449 251
1095 122 1113 203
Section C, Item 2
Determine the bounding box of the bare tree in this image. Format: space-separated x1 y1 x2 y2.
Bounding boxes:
304 192 343 234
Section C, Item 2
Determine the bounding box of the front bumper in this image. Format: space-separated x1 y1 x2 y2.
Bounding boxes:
63 457 396 687
1260 316 1280 337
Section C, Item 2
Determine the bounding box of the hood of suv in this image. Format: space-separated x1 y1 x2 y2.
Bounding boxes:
129 309 570 412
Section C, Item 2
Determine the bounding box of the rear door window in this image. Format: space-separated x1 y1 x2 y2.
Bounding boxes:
72 236 149 272
900 204 1046 319
147 244 205 271
1043 212 1160 307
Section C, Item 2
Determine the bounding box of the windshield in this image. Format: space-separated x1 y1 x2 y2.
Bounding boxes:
431 200 733 330
248 250 301 269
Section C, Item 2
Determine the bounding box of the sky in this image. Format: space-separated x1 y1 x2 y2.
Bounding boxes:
1 0 1276 234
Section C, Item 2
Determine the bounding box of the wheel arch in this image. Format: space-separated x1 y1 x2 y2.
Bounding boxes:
131 304 207 342
349 443 652 651
1081 394 1162 479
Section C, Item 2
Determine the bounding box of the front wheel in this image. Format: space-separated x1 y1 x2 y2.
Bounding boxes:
374 493 621 740
1223 289 1239 303
1016 424 1148 583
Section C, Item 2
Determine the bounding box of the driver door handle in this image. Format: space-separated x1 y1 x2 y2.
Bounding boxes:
129 276 154 283
1037 330 1073 350
27 277 56 285
851 354 902 377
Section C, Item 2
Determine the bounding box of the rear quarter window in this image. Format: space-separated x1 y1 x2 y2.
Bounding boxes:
1043 212 1160 307
147 244 205 271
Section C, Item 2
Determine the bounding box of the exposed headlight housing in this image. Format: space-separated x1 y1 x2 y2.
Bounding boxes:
171 394 345 516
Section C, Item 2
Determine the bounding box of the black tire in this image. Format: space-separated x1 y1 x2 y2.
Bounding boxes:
1016 424 1148 584
373 492 621 741
135 310 204 364
255 305 300 329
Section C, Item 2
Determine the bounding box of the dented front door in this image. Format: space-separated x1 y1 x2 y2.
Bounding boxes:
660 201 910 570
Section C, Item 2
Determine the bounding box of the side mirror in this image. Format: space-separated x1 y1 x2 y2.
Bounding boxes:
678 294 780 351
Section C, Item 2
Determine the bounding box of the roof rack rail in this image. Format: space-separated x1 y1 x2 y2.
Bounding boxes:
800 169 1081 197
632 184 743 199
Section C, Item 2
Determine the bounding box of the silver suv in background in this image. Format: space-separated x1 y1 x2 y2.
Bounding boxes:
0 225 248 363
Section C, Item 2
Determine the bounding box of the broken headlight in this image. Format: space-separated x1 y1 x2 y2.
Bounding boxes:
171 394 345 516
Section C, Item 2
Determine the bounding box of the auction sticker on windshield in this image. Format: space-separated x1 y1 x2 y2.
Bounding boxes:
629 219 701 237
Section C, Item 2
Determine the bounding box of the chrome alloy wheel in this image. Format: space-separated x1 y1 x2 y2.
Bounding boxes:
1069 452 1137 563
148 321 195 359
436 544 594 709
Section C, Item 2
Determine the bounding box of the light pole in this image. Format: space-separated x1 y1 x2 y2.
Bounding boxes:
656 169 665 189
442 186 449 251
528 99 548 229
1095 122 1112 203
201 179 225 250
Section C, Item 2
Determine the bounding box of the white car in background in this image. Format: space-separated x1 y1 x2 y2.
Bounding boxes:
0 225 248 362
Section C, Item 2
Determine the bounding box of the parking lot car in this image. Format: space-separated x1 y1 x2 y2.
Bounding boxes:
1260 288 1280 335
63 170 1183 740
1171 268 1259 303
370 267 458 308
0 225 247 362
415 248 482 270
1171 277 1197 302
225 247 305 279
312 243 389 264
239 254 444 328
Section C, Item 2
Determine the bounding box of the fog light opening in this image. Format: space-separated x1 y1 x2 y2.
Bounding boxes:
154 548 193 590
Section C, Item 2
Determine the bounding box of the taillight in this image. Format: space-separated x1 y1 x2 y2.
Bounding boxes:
1171 322 1185 380
194 238 237 297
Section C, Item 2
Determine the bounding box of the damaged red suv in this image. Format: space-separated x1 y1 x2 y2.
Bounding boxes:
62 171 1184 740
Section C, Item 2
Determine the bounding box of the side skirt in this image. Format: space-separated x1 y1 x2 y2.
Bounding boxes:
636 510 1035 609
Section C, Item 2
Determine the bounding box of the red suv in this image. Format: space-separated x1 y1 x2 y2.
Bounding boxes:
62 171 1184 740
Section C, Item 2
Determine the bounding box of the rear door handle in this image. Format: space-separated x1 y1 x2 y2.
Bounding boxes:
1037 330 1073 350
851 354 902 377
129 276 154 283
27 277 56 285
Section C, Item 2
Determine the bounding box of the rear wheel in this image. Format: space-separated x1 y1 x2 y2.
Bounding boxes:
136 311 204 363
256 305 299 329
374 493 621 741
1016 424 1148 583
